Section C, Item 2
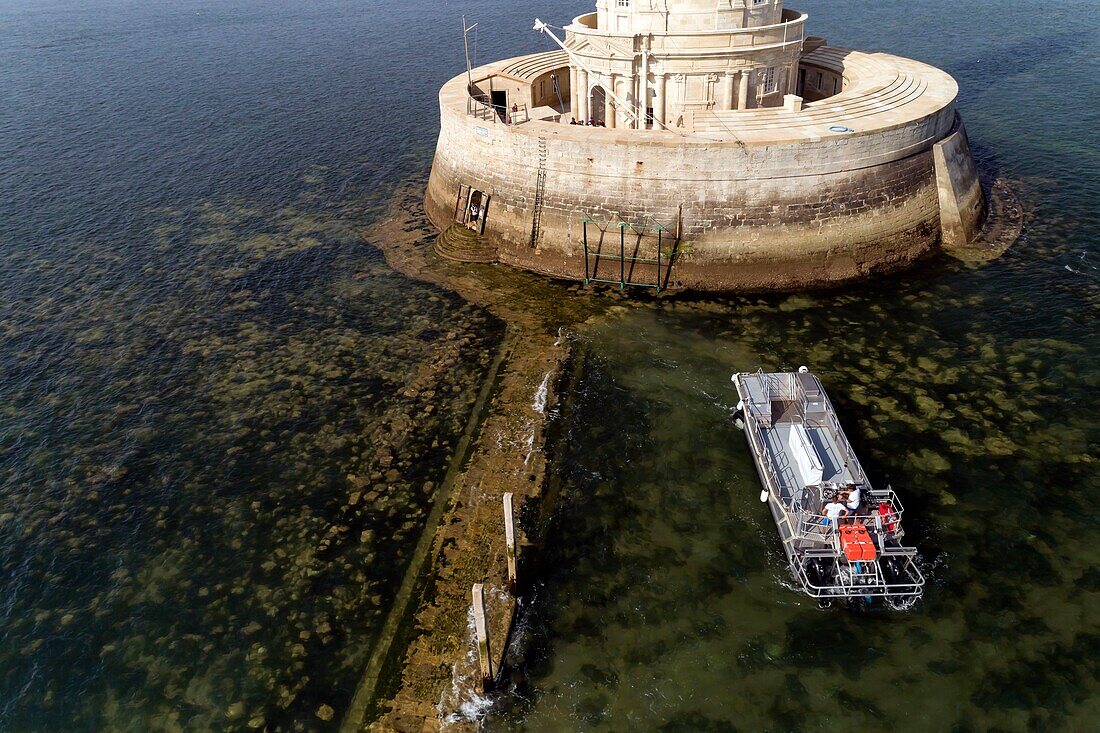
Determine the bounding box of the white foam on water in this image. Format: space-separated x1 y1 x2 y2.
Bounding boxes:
443 693 494 729
531 371 551 414
438 606 496 730
883 594 920 612
522 431 536 466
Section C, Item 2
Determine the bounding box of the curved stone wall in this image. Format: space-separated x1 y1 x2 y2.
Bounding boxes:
425 47 984 291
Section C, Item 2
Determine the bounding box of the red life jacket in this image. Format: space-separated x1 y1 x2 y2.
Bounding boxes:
877 503 897 533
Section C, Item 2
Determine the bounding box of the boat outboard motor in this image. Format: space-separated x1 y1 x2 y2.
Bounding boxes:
880 555 908 592
802 556 831 589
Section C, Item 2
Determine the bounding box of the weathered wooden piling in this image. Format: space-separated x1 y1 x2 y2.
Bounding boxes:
503 492 517 592
471 583 492 691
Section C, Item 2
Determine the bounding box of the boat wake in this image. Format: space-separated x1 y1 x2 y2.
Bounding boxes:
882 594 920 612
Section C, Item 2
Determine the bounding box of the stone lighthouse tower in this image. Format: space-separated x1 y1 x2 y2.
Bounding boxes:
565 0 807 129
425 0 986 291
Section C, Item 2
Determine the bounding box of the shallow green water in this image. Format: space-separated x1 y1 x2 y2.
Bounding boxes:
492 287 1098 730
483 0 1100 729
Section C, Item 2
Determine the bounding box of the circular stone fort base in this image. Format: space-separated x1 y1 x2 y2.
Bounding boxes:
426 45 986 292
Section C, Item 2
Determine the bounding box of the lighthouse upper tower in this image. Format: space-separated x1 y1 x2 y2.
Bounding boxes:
565 0 806 128
595 0 785 33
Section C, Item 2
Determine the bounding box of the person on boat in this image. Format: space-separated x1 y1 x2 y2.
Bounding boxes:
820 493 848 531
842 483 862 513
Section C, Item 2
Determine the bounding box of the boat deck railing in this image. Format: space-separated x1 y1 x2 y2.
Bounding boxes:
795 547 925 598
742 403 794 503
791 488 907 544
743 368 773 422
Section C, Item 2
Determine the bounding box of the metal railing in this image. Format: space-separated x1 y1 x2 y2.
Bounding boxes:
564 11 808 55
820 408 866 484
467 96 500 121
466 96 529 125
794 489 907 542
742 402 782 500
794 546 925 598
581 213 673 291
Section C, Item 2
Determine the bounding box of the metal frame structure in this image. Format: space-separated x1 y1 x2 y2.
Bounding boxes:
453 184 489 234
580 212 674 291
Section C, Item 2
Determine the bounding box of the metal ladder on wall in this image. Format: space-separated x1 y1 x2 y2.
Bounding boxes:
529 137 547 248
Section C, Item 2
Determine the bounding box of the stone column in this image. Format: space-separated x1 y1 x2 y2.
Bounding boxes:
654 73 666 128
606 73 617 129
577 68 589 122
569 65 579 119
737 69 749 110
725 72 736 110
639 51 649 129
629 74 638 128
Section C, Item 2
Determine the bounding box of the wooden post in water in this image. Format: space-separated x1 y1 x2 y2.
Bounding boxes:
472 583 493 691
619 222 626 289
582 220 590 284
503 492 518 593
657 227 662 292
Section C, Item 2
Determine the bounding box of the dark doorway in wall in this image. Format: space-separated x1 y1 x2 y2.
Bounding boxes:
590 85 606 125
646 107 654 129
797 68 805 96
464 188 489 234
490 90 507 116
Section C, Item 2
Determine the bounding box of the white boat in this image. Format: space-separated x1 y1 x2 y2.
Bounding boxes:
732 368 925 601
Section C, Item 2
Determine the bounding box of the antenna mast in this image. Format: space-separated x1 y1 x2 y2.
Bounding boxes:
462 16 479 90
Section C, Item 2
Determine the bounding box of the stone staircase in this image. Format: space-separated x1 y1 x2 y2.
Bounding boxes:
434 224 498 264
